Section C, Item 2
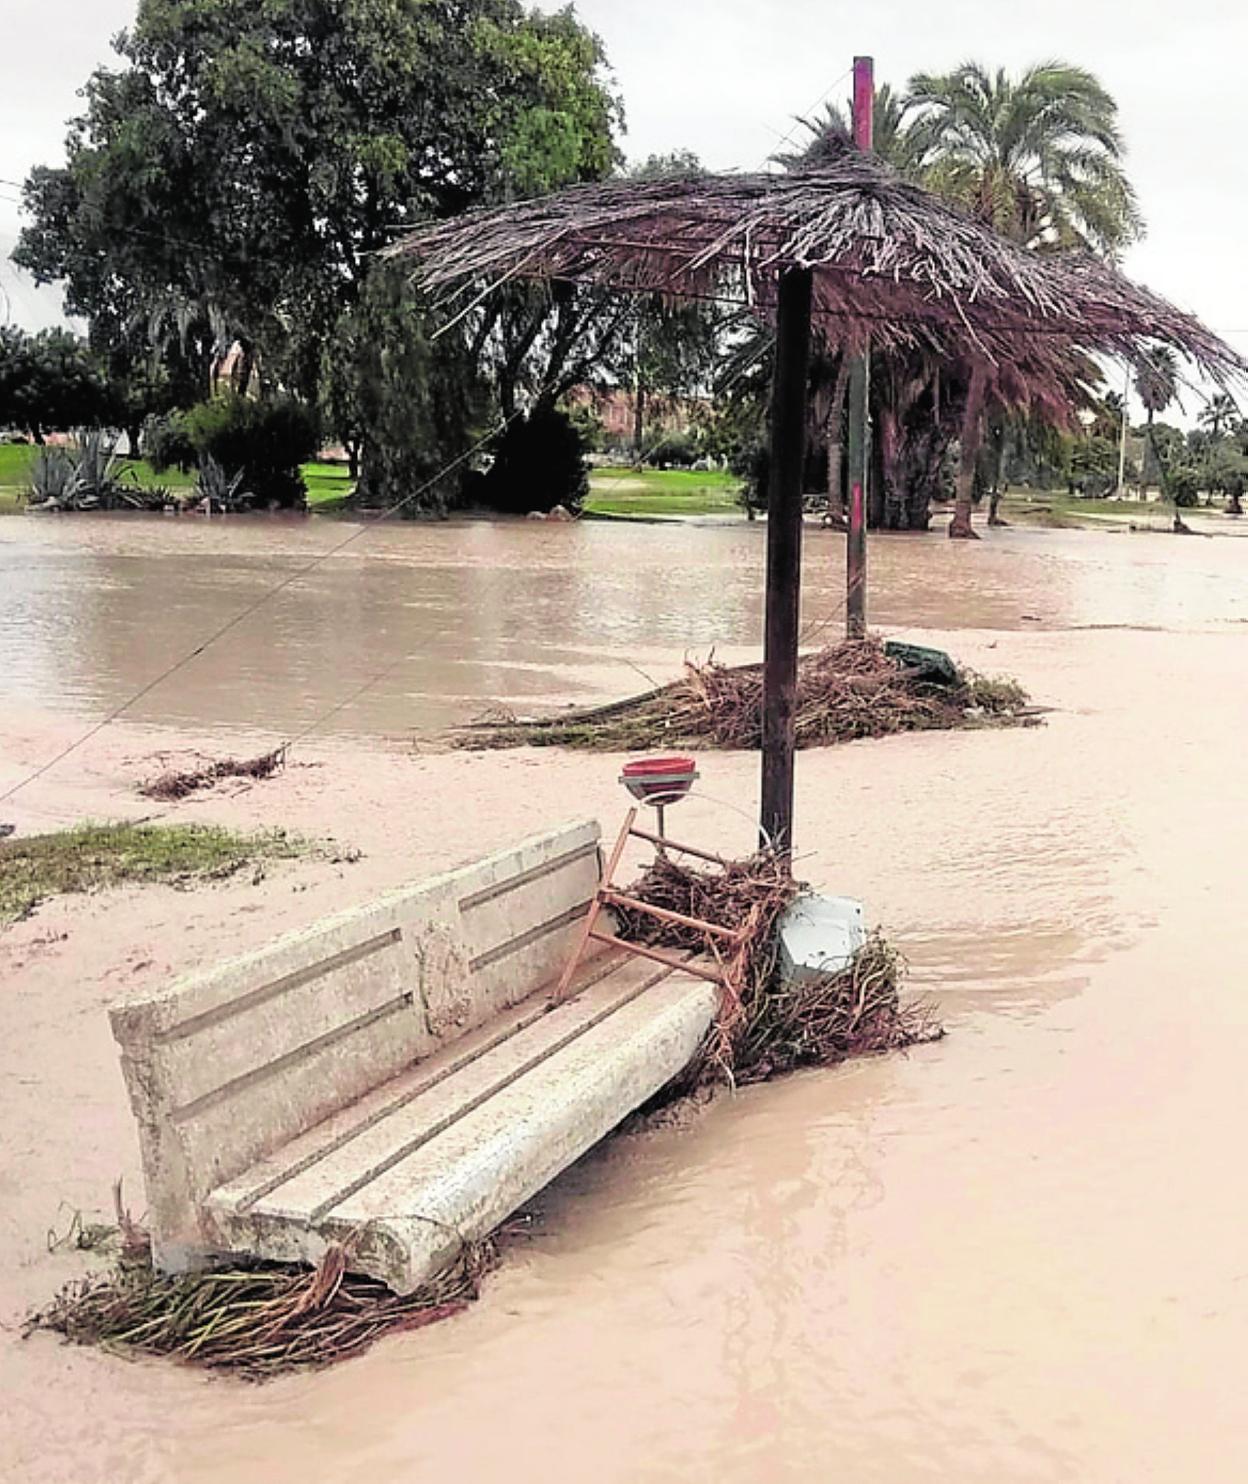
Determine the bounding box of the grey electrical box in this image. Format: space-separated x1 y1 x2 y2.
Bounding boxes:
777 893 867 983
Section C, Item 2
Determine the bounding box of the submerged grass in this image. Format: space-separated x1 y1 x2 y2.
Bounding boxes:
0 821 304 924
454 637 1031 753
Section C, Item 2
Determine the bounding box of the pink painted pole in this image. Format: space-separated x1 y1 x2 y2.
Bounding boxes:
852 56 875 152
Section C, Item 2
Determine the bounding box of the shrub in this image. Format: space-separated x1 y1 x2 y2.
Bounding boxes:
28 446 75 505
29 431 130 509
144 413 197 474
1167 465 1202 507
479 406 588 515
178 396 318 507
194 456 251 512
643 432 698 468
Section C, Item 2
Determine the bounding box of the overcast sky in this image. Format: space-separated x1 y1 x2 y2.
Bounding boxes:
3 0 1244 409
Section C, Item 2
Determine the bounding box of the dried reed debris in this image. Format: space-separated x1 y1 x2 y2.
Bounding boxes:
613 850 942 1087
27 1231 495 1380
456 638 1029 753
140 746 287 801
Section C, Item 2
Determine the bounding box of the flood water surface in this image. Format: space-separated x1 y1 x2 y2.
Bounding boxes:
4 515 1248 1483
5 512 1248 734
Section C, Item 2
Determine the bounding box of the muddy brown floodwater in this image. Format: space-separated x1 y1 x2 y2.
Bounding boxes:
3 513 1248 1483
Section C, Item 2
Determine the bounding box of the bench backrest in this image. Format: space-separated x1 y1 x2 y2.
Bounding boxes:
110 818 602 1270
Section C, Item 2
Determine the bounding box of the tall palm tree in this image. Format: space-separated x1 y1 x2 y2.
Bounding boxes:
907 62 1143 255
907 62 1142 536
1198 391 1239 441
777 86 930 525
1134 347 1182 529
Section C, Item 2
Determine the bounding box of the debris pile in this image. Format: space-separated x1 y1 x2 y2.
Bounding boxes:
454 638 1030 752
140 746 287 801
612 849 943 1087
27 1229 494 1380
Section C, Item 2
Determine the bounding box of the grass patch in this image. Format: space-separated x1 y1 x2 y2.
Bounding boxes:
585 465 742 518
0 821 304 924
997 489 1180 528
303 460 355 512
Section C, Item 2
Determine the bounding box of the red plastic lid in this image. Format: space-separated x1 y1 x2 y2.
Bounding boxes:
621 755 697 777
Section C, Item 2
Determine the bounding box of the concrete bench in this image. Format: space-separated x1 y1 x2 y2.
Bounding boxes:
110 819 717 1294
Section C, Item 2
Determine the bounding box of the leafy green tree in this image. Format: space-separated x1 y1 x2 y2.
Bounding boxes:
16 0 621 502
0 327 106 442
1203 443 1248 515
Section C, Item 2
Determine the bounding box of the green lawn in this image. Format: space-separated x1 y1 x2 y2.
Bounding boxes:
585 465 743 517
303 461 355 511
0 441 351 513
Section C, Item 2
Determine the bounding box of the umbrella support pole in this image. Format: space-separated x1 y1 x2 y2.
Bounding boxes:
760 265 814 861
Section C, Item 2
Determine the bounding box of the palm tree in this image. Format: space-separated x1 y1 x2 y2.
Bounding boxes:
775 84 927 178
907 62 1143 254
907 62 1142 536
1134 347 1183 529
1198 392 1239 441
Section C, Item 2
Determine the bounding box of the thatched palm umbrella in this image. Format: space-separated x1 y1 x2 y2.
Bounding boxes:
387 150 1244 853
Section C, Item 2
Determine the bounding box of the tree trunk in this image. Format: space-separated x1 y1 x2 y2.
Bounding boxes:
949 365 987 540
126 422 144 461
824 356 850 528
986 416 1008 525
632 379 646 464
346 439 361 482
232 341 256 398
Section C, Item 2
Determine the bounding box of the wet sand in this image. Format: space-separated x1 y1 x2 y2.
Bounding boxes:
3 516 1248 1481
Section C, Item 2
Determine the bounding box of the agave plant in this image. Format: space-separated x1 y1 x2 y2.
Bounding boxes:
194 455 252 512
27 446 76 507
69 429 129 508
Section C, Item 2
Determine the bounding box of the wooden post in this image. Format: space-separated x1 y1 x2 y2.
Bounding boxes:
845 54 873 640
761 266 813 857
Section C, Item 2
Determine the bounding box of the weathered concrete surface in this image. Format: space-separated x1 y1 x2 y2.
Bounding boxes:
110 819 604 1272
209 954 717 1292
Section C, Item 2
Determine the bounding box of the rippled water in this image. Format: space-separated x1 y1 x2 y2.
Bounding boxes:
5 513 1248 734
4 513 1248 1482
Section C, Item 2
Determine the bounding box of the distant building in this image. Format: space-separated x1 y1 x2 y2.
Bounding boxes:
566 387 709 447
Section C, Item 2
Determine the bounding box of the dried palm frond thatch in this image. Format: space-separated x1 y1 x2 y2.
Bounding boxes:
387 152 1246 383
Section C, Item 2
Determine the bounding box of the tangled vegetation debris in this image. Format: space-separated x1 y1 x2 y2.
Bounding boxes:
140 746 287 801
613 850 942 1087
454 638 1031 752
27 1229 495 1380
